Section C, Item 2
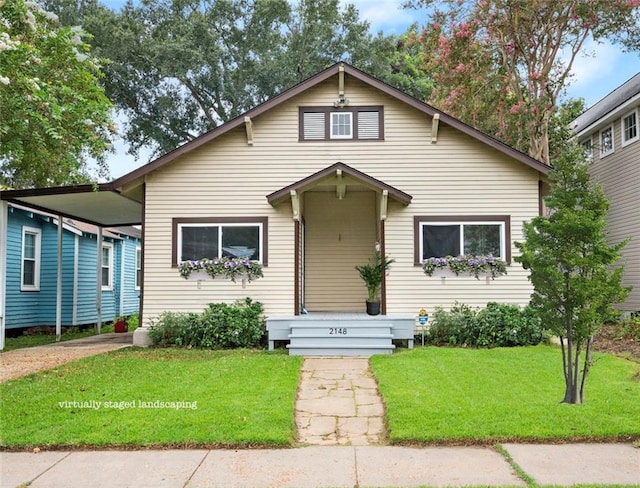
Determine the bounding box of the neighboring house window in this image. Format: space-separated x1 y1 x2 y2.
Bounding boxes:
172 217 268 266
135 247 142 290
581 138 593 163
299 106 384 141
599 124 614 157
622 109 638 146
21 227 41 291
414 216 511 265
101 243 113 290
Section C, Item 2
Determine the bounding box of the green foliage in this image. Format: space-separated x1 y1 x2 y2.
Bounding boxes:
45 0 432 157
427 302 543 347
406 0 640 163
0 0 113 188
616 315 640 342
371 346 640 443
0 348 302 448
355 249 394 302
515 143 631 403
148 298 266 349
422 255 507 279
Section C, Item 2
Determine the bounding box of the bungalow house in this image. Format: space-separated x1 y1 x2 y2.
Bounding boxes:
1 203 141 336
0 63 550 354
572 72 640 314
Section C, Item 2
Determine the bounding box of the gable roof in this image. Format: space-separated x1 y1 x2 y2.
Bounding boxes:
572 72 640 137
112 62 549 188
267 162 412 206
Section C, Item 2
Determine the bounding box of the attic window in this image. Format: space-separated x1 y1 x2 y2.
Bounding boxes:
299 106 383 141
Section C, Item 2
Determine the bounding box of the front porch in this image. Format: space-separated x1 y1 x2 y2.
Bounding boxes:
266 313 416 356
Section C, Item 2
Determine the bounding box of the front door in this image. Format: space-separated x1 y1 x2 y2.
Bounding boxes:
303 191 377 312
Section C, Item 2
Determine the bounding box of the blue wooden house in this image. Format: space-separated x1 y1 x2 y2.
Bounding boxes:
2 203 141 332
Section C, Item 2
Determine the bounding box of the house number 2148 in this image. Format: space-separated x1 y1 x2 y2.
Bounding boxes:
329 328 348 335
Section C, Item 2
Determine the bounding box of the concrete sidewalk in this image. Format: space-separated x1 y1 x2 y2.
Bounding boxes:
2 443 639 487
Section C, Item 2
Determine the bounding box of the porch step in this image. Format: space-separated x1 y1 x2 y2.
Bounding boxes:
267 314 415 356
286 344 395 357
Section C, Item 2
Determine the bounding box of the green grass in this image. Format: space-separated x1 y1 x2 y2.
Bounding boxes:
370 345 640 444
2 315 139 352
0 348 302 449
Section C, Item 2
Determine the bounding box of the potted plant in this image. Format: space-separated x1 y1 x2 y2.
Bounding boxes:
114 316 128 333
355 248 394 315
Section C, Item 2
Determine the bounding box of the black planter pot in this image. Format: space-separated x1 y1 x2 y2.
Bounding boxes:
366 300 381 316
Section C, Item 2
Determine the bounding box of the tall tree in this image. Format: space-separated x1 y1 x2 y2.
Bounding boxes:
407 0 640 164
515 145 630 404
0 0 113 188
46 0 431 158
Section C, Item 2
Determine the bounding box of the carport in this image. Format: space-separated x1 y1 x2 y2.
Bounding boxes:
0 182 143 350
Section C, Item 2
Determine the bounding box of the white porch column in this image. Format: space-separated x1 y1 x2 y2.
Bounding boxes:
0 201 8 350
96 226 102 334
55 215 63 341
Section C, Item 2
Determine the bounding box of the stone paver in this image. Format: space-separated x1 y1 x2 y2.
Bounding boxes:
295 357 385 445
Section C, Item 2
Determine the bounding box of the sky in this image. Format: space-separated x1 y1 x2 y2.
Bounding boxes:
98 0 640 179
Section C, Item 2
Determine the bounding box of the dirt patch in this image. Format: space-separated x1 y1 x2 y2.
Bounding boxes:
592 325 640 362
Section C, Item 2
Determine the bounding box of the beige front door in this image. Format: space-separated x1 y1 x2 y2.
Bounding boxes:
304 191 377 312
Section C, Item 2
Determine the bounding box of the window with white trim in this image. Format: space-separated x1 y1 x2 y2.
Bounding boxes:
135 247 142 289
177 222 263 263
600 124 614 157
330 112 352 139
581 138 593 163
415 217 510 264
300 106 383 141
21 227 41 291
622 109 638 146
101 243 113 290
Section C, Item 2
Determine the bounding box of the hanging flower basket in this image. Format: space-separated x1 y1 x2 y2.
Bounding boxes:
178 257 263 283
421 255 507 280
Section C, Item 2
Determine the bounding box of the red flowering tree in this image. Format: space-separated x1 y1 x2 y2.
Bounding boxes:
407 0 640 164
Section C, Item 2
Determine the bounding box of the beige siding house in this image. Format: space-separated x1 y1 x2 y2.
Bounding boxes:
572 73 640 313
120 63 548 327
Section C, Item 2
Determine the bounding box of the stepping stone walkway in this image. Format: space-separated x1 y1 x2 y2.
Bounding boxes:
295 357 385 445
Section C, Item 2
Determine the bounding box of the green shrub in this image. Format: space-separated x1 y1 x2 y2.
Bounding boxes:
148 298 266 349
616 315 640 341
426 302 544 347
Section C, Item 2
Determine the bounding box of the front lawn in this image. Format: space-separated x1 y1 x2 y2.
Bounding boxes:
370 345 640 444
0 348 302 449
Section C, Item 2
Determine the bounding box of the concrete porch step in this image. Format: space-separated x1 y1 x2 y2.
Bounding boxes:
286 344 395 357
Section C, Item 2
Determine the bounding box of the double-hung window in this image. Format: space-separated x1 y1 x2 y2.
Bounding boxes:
21 227 41 291
101 244 113 290
600 124 614 157
173 217 268 266
415 216 510 264
622 109 638 146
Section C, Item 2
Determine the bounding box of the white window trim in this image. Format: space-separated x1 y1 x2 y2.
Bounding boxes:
419 221 506 261
621 108 639 147
135 247 142 290
599 124 614 157
329 112 353 139
177 222 264 264
101 243 114 291
21 226 41 291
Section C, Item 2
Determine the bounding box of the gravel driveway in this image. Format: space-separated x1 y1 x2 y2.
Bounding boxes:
0 333 133 383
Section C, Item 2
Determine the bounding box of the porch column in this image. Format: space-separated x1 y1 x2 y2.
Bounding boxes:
96 226 102 334
0 201 7 350
56 215 63 341
380 190 388 315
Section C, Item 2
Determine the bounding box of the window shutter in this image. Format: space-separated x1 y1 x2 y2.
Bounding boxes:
303 112 325 140
357 111 379 139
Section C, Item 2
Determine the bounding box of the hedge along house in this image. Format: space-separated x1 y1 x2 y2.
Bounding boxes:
1 203 141 337
1 63 550 355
